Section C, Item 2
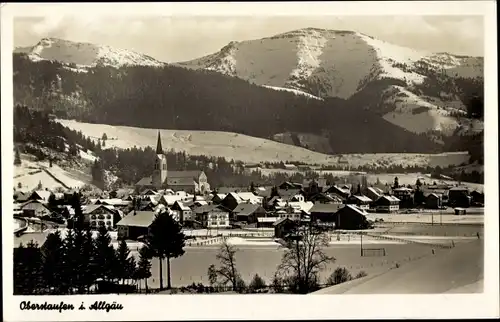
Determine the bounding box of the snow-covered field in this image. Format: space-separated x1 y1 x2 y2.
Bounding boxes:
57 119 471 168
14 155 92 192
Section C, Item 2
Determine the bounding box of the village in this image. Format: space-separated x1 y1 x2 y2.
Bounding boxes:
13 132 485 295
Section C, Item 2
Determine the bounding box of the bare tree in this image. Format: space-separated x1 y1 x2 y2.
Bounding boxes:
276 225 335 294
207 241 242 292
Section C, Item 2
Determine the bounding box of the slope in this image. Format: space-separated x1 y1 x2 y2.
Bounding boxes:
179 28 484 138
313 240 483 294
13 53 443 154
15 37 165 68
57 119 471 168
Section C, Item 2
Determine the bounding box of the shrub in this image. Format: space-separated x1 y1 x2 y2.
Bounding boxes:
355 271 368 279
326 267 353 286
249 274 267 293
235 276 247 293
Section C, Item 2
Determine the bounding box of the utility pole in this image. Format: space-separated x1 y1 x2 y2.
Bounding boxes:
360 232 363 257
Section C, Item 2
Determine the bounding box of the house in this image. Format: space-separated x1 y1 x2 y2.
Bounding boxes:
425 193 442 209
334 205 370 230
232 203 266 223
20 200 51 217
29 190 53 203
303 178 327 195
366 187 383 202
278 181 302 190
257 217 279 228
194 204 230 228
135 132 210 194
373 195 400 213
220 192 262 212
309 203 344 223
470 190 484 205
82 204 118 230
325 185 351 199
116 210 158 240
210 192 227 205
309 193 343 204
345 195 372 210
448 187 471 208
273 218 297 239
14 191 30 203
170 201 193 223
392 187 414 209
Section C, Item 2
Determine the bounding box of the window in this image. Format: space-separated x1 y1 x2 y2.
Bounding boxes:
98 221 105 226
106 221 111 226
91 215 96 220
211 221 218 225
163 164 167 170
219 221 226 225
106 214 111 219
91 221 96 226
98 215 105 220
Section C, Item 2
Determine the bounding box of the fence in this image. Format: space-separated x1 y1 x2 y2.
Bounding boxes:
361 248 386 257
365 233 455 249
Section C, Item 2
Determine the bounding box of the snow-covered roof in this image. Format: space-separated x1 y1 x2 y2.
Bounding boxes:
380 195 400 202
345 204 368 216
352 195 373 203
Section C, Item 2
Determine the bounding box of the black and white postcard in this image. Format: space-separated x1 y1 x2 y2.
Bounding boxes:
2 2 498 321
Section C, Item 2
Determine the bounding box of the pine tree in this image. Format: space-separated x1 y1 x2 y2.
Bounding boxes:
41 231 64 294
14 147 22 165
61 229 77 294
94 225 116 283
135 246 152 293
115 239 134 284
82 226 97 293
145 210 186 290
18 241 45 294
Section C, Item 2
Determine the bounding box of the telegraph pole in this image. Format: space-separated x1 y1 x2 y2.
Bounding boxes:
360 232 363 257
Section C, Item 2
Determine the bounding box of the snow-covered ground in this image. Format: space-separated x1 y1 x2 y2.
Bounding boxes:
56 119 472 169
14 155 91 192
18 37 165 68
262 85 323 100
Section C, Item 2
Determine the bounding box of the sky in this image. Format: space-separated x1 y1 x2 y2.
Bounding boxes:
14 15 484 63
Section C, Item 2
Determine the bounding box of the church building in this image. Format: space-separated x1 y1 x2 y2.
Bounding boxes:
135 131 210 195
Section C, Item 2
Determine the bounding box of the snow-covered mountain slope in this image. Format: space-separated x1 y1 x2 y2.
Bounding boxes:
56 119 471 169
15 38 165 68
262 85 323 100
14 154 93 192
179 28 483 137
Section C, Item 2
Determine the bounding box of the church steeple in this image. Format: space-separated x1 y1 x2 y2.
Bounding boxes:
156 131 163 155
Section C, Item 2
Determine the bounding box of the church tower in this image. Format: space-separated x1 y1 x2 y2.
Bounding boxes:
152 131 167 189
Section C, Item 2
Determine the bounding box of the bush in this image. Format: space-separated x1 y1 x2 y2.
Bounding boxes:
326 267 353 286
248 274 266 293
355 271 368 279
271 275 284 293
235 276 247 293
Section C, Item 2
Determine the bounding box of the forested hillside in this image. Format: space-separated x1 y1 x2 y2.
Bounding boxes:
14 53 443 154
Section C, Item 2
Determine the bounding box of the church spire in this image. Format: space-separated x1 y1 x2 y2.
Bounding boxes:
156 131 163 154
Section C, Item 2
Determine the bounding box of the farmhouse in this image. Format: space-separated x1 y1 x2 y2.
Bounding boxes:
170 200 193 223
325 185 351 199
425 193 443 209
392 187 414 208
20 200 51 217
29 190 53 203
366 187 383 201
448 187 471 208
232 203 266 223
116 210 157 240
82 204 118 230
345 195 372 210
194 204 231 228
373 195 400 213
334 205 370 230
309 203 344 222
135 132 210 194
273 218 297 239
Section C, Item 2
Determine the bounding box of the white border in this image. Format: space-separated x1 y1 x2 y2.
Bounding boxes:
2 2 498 321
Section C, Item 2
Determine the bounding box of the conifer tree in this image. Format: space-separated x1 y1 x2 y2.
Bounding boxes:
115 239 134 284
41 231 64 294
136 246 152 293
14 147 22 165
94 225 116 283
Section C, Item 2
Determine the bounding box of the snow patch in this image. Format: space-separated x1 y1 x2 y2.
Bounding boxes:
262 85 323 100
288 29 328 85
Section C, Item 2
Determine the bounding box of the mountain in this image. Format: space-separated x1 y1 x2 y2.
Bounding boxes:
12 33 482 157
14 37 165 68
179 28 484 137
